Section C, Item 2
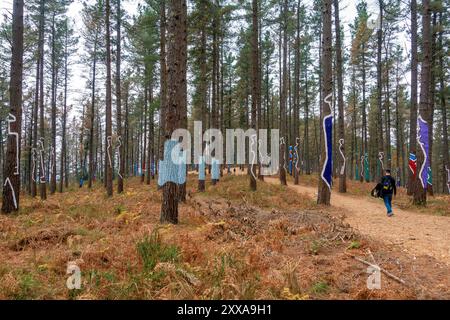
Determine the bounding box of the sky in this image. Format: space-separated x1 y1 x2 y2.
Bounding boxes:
1 0 411 117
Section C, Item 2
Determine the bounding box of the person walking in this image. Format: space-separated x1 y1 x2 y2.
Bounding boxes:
380 169 397 217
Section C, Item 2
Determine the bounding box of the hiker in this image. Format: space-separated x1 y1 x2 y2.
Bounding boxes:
380 169 397 217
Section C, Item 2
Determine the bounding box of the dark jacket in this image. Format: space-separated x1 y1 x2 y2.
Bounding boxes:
380 175 397 196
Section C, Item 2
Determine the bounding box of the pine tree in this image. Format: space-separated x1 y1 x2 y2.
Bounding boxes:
2 0 24 213
317 0 332 205
160 0 187 224
250 0 259 191
334 0 346 192
105 0 113 197
413 0 432 205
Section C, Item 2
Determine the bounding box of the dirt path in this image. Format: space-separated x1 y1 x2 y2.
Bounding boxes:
265 177 450 265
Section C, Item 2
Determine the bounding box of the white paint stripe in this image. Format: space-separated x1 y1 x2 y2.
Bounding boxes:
250 134 257 181
7 113 19 175
339 138 346 175
4 177 17 209
107 136 113 168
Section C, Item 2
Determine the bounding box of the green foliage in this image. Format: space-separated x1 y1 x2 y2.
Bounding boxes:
13 273 41 300
311 280 329 294
136 229 179 272
347 241 360 249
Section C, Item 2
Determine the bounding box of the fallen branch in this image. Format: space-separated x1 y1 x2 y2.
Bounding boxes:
367 248 376 264
345 252 407 286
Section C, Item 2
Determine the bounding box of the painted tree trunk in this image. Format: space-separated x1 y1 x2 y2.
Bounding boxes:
413 0 432 206
160 0 187 224
2 0 24 213
317 0 332 205
104 0 113 197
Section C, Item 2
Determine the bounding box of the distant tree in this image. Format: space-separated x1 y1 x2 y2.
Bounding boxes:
334 0 346 193
105 0 113 196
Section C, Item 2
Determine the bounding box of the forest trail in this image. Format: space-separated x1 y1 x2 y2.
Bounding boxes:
265 177 450 265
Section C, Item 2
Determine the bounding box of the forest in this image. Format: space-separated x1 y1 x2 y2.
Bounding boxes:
0 0 449 301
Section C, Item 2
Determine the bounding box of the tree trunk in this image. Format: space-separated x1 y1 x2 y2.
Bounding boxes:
38 0 46 200
160 0 187 224
31 1 43 197
59 21 69 193
249 0 259 191
334 0 346 193
146 84 154 185
2 0 24 213
158 0 167 178
293 0 300 185
376 0 384 181
116 0 124 193
142 69 148 184
408 0 418 195
197 4 207 192
124 81 129 176
89 29 98 189
438 12 449 194
427 12 437 196
304 54 310 175
317 0 332 205
361 43 368 183
413 0 432 206
50 13 57 195
279 0 287 186
105 0 113 197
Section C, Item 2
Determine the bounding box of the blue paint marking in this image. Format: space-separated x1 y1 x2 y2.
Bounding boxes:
320 114 333 189
211 158 220 180
158 139 186 186
198 156 206 181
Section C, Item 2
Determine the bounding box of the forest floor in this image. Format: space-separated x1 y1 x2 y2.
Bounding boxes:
0 174 449 300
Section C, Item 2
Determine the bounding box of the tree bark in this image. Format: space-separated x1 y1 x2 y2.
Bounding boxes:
279 0 287 186
31 1 44 197
376 0 384 181
105 0 113 197
116 0 124 193
317 0 332 205
88 28 98 189
334 0 346 193
413 0 432 205
2 0 24 213
427 12 437 196
60 20 69 193
408 0 418 195
158 0 167 178
38 0 46 200
250 0 259 191
438 11 449 194
160 0 187 224
50 13 57 194
293 0 300 185
361 42 368 182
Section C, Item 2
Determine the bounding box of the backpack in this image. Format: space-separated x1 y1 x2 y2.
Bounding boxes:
371 183 382 198
381 176 393 194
